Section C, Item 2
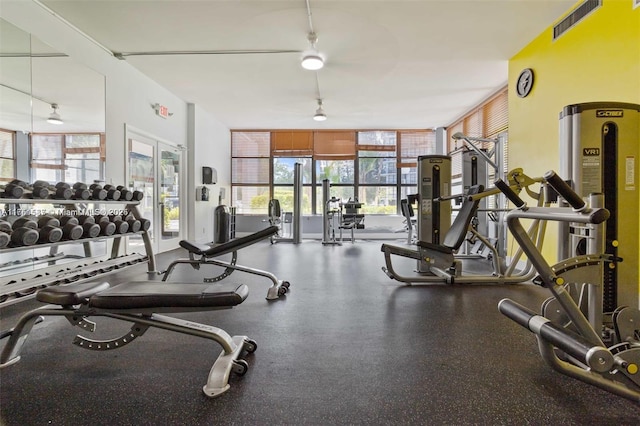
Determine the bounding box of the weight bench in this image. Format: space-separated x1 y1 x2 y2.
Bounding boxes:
0 280 256 398
162 226 290 300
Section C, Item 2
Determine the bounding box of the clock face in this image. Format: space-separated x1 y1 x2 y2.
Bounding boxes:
516 68 534 98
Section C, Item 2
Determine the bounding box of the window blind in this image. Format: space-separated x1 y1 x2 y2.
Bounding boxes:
272 131 313 156
313 131 356 160
232 132 270 157
31 134 65 169
483 90 508 137
398 131 435 167
0 130 13 158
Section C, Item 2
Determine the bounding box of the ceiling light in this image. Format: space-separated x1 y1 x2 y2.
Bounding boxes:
302 53 324 71
313 99 327 121
47 103 63 125
301 32 324 71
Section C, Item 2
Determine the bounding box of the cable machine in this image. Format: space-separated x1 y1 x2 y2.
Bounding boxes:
416 155 451 272
559 102 639 311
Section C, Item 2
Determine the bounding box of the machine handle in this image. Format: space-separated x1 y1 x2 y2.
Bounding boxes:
543 170 586 211
498 298 613 373
494 179 526 208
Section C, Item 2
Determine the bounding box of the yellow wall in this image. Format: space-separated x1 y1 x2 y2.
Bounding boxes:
508 0 640 304
509 0 639 176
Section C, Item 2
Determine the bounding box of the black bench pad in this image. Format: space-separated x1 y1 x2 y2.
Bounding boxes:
37 282 111 305
179 226 278 257
89 282 249 310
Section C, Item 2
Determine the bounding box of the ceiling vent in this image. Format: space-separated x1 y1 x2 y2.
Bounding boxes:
553 0 602 40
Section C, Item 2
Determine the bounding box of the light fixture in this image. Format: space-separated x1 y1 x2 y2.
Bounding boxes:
313 99 327 121
301 32 324 70
47 103 64 125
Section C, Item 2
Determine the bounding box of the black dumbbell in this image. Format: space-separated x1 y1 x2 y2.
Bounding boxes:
93 215 116 236
88 184 108 200
0 230 9 248
67 214 100 238
11 227 39 246
0 182 24 198
56 216 83 240
82 222 101 238
32 181 72 200
139 218 151 232
76 215 95 225
10 216 39 230
124 215 141 233
75 183 106 200
37 215 61 229
114 185 134 201
3 218 40 246
0 219 11 248
0 219 12 233
37 224 63 244
108 215 129 234
68 182 91 200
57 215 77 226
9 180 49 199
102 185 122 201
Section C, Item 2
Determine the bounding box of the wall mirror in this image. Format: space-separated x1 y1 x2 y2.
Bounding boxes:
0 17 107 275
0 17 106 135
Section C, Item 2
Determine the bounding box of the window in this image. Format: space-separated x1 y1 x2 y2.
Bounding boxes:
30 133 104 183
358 131 397 214
231 131 270 214
273 157 313 214
0 129 15 182
398 130 437 204
230 129 443 216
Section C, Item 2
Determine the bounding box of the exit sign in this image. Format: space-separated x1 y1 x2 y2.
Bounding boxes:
156 104 169 119
153 103 171 119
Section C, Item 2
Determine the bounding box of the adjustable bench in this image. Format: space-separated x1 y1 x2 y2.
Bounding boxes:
162 226 290 300
0 280 256 398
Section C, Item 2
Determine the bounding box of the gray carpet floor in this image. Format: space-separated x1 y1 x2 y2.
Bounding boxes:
1 239 639 425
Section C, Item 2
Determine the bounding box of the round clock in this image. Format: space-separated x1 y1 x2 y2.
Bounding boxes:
516 68 534 98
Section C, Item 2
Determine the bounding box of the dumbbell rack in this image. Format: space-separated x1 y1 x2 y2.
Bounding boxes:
0 198 156 307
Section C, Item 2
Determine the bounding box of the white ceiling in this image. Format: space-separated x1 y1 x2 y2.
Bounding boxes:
39 0 575 130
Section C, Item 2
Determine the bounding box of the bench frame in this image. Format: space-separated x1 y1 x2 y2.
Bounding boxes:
0 282 256 398
162 226 290 300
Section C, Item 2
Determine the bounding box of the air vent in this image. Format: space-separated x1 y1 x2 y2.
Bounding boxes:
553 0 602 40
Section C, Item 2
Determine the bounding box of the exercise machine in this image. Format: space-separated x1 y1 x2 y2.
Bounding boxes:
450 132 508 261
496 171 639 403
559 102 639 311
267 162 302 244
0 280 256 397
399 194 418 244
338 198 365 243
163 226 291 300
381 168 547 285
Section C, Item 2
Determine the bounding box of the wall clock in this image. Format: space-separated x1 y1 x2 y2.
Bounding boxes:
516 68 534 98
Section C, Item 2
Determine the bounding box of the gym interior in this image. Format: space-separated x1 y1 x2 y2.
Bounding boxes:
1 1 640 424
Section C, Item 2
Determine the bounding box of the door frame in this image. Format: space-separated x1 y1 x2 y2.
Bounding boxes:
124 124 186 254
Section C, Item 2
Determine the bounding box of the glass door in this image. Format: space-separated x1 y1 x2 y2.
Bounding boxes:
158 143 182 252
127 133 156 253
126 128 183 254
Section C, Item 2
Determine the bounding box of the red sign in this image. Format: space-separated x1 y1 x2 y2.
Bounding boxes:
156 104 169 119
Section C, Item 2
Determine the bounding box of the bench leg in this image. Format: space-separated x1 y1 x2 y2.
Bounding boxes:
203 334 251 398
201 259 289 300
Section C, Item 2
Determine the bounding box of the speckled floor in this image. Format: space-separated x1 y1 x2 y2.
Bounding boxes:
1 239 639 425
